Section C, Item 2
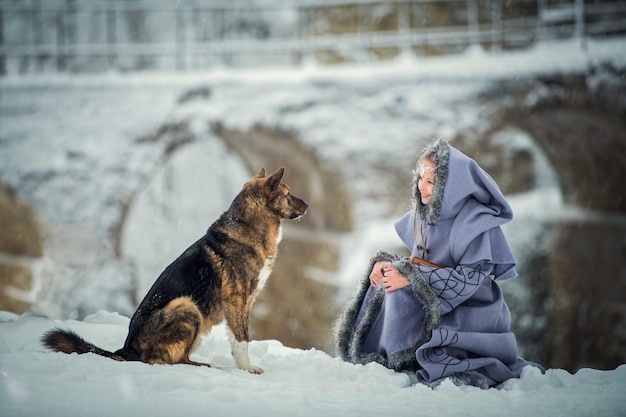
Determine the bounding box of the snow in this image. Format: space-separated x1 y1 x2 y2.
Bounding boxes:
2 37 626 416
1 310 625 417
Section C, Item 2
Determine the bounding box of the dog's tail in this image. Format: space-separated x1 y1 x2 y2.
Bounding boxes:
41 328 127 361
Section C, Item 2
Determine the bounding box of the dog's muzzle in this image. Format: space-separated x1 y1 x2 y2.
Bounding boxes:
289 201 308 219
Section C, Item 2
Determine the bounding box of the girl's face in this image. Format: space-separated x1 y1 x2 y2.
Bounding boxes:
417 158 436 205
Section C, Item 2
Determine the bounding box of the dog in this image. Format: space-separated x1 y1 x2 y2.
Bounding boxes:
42 167 308 374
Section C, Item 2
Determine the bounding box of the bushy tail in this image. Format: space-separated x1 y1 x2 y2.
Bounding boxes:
41 328 125 361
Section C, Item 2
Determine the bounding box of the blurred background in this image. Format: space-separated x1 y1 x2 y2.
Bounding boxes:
0 0 625 374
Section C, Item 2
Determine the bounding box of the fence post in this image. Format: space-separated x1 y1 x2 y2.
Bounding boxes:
537 0 546 42
491 0 503 53
31 0 43 72
398 1 411 56
299 5 315 65
575 0 586 50
176 5 184 71
56 0 77 73
56 4 65 71
467 0 480 48
106 1 117 71
0 7 4 75
175 2 195 71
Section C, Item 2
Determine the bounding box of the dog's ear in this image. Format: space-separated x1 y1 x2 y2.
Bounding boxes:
253 168 266 179
266 167 285 190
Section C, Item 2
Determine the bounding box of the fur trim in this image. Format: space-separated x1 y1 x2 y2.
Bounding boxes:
412 138 450 225
333 252 394 361
392 259 441 344
333 252 441 372
425 372 492 390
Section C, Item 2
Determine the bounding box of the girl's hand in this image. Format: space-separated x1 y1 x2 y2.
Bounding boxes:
369 261 389 288
380 265 410 293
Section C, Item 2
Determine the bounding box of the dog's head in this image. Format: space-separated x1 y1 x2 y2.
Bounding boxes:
248 168 308 220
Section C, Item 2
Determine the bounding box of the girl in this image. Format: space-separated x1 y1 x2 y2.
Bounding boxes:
334 138 543 388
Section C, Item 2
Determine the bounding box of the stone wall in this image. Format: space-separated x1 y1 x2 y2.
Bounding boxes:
0 184 43 313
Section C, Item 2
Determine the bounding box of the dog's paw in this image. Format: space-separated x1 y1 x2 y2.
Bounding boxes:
246 365 264 374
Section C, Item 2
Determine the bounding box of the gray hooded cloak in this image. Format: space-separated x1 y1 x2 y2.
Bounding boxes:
333 139 544 388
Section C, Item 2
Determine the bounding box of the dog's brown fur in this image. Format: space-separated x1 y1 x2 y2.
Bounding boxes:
42 168 308 374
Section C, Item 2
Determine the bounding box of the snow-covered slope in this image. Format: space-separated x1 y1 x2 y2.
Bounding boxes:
1 310 625 417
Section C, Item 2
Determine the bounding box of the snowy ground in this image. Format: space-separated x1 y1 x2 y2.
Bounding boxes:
1 38 626 416
1 310 625 417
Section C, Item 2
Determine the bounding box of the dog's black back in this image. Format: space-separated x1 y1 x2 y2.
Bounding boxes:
122 240 220 353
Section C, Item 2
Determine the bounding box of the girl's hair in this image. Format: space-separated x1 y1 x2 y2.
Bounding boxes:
417 156 436 176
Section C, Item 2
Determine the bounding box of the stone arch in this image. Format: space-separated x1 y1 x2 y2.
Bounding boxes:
499 106 626 213
453 71 626 372
119 135 251 301
213 122 353 232
213 123 354 352
118 119 354 353
474 70 626 212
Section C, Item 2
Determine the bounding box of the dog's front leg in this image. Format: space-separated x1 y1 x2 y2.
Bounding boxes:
226 310 264 374
229 332 264 374
229 334 263 374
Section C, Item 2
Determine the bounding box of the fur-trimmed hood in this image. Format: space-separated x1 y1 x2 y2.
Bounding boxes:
399 139 517 280
411 139 513 226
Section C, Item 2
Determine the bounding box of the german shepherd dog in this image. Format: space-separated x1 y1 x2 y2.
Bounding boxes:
42 168 308 374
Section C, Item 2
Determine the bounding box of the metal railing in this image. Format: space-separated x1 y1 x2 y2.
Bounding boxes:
1 0 625 75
